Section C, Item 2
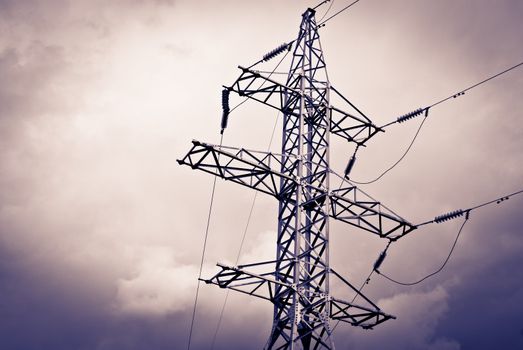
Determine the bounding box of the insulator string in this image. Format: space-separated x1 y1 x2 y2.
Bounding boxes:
350 111 429 185
416 188 523 227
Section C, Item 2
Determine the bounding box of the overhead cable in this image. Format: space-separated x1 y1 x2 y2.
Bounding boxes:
210 61 285 348
352 60 523 185
210 117 278 348
428 60 523 109
382 61 523 129
375 188 523 287
187 133 224 350
417 188 523 227
317 0 335 23
376 214 470 286
318 0 363 27
350 110 429 185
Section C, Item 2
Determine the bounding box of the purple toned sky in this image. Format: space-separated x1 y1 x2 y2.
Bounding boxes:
1 0 523 349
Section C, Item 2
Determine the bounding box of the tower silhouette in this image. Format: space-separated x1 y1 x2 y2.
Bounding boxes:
179 7 416 349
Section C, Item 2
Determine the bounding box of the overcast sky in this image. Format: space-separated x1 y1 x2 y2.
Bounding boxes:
1 0 522 349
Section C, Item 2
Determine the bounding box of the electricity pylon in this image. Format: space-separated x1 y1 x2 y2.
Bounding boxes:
179 7 416 349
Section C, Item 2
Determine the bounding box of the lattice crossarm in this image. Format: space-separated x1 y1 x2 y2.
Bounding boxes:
328 85 384 146
177 140 297 198
227 67 381 146
328 187 417 240
330 106 383 146
329 297 395 329
178 140 418 240
329 269 395 329
228 66 301 115
202 261 296 302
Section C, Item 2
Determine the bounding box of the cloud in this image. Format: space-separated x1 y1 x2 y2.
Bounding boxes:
377 287 459 350
234 229 276 265
114 246 198 315
336 286 460 350
0 0 522 349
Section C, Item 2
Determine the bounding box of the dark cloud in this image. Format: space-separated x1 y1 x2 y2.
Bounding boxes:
431 200 523 350
0 0 522 349
0 42 66 143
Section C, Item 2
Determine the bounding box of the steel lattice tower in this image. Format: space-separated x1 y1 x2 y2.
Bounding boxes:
179 7 416 350
269 8 333 348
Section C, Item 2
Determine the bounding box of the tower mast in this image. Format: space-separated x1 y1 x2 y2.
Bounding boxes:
270 8 333 348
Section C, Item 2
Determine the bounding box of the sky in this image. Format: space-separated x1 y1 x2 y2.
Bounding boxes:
0 0 522 349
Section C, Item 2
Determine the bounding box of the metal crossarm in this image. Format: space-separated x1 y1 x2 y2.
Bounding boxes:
177 140 297 198
330 297 394 329
178 142 415 241
202 261 293 302
330 187 417 240
230 66 301 116
330 106 381 145
228 66 382 146
203 262 395 330
329 269 395 329
329 86 383 145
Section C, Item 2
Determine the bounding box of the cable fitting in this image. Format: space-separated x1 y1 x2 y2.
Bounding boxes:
496 196 509 204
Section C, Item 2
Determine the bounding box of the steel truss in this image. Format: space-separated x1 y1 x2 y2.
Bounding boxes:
178 7 415 350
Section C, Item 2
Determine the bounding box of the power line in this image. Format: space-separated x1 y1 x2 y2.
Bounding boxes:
376 188 523 286
317 0 335 23
377 215 469 286
187 133 224 350
381 60 523 129
417 188 523 227
469 189 523 211
209 191 258 350
429 61 523 109
352 60 523 185
318 0 363 27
